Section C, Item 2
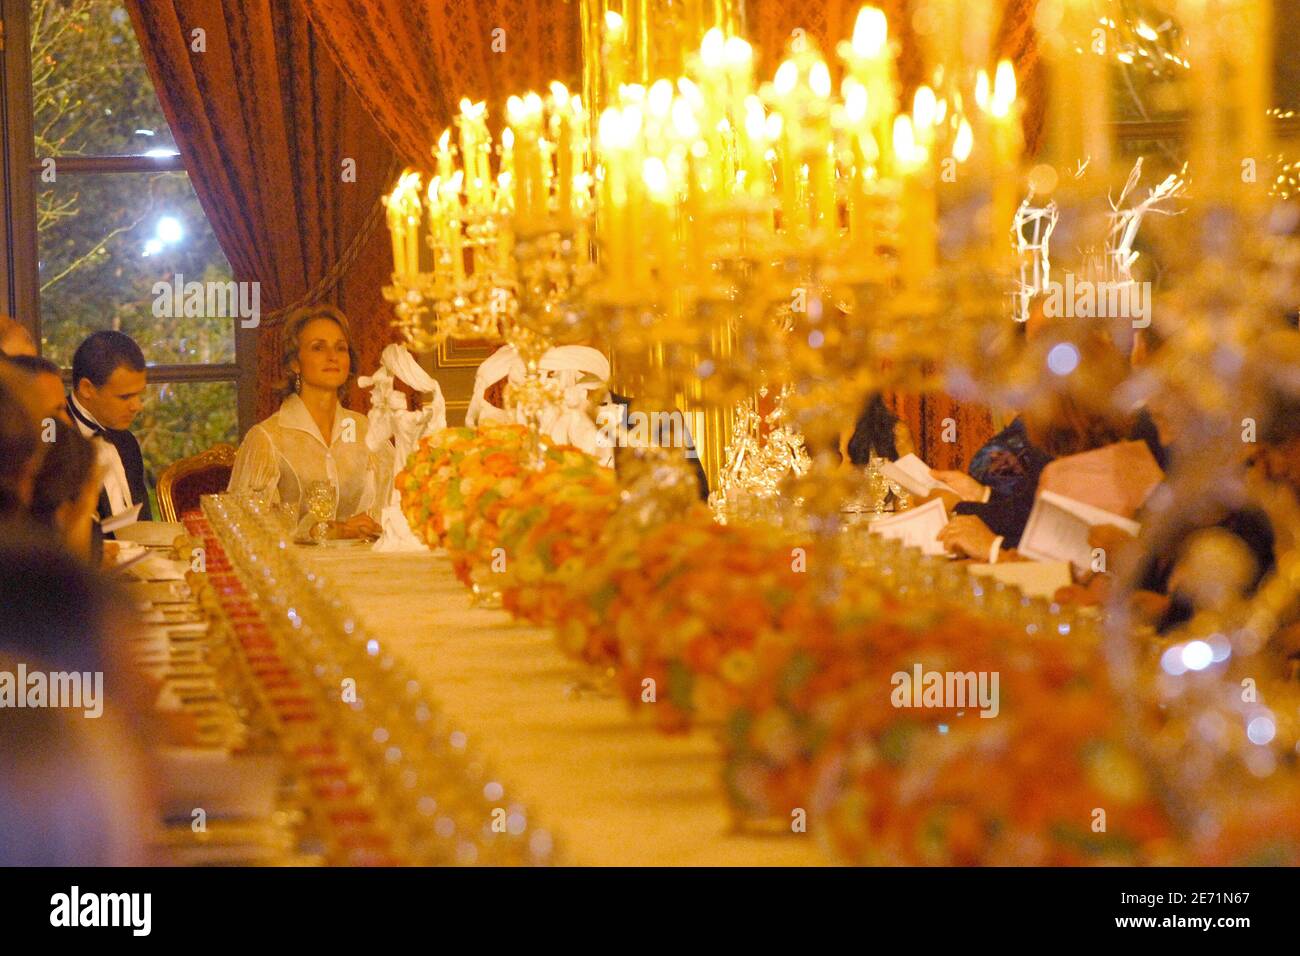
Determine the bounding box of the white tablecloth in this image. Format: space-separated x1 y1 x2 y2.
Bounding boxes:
297 544 827 866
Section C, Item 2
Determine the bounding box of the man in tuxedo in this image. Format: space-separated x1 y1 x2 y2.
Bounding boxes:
3 353 70 426
602 391 710 501
66 331 152 532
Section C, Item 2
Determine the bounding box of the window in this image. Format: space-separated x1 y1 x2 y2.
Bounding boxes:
1 0 247 498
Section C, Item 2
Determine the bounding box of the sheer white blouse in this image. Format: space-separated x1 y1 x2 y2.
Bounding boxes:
228 394 392 520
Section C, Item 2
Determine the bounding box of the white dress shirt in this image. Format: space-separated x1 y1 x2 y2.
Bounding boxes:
227 394 391 520
70 393 134 517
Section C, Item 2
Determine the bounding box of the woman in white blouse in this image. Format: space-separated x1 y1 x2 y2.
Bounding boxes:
228 305 387 538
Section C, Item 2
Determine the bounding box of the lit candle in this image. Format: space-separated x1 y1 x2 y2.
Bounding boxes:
771 59 802 236
445 170 464 282
426 176 444 280
642 156 670 288
808 60 838 234
385 183 404 276
598 106 629 286
740 95 770 199
894 114 936 283
839 6 896 178
990 59 1023 249
435 129 453 188
605 11 629 104
551 83 574 222
842 78 872 243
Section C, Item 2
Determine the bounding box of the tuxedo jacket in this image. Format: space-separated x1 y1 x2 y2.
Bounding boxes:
65 396 153 528
606 392 709 502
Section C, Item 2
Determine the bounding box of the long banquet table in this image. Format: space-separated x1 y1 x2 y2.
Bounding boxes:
296 543 827 866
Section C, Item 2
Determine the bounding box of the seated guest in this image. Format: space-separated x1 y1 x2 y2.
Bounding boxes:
0 532 152 865
842 392 914 465
934 330 1134 560
228 305 384 538
0 315 36 357
0 675 150 866
29 421 102 562
0 368 44 522
67 330 152 526
3 353 72 426
934 392 1131 559
1055 354 1300 634
601 389 709 501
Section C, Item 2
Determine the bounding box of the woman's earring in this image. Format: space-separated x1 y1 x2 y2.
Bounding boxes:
294 372 301 394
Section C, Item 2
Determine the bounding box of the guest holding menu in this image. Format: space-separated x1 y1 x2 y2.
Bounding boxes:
66 331 152 528
228 305 386 538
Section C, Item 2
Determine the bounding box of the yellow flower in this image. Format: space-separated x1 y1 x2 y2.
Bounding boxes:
1085 744 1149 805
719 650 758 687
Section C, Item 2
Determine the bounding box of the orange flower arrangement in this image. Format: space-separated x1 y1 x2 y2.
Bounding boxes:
721 581 1182 865
588 517 814 734
396 425 481 550
491 448 619 625
438 423 534 587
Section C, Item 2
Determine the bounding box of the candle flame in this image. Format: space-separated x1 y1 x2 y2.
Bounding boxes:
975 70 990 111
851 6 888 58
700 28 725 68
676 77 704 109
892 114 924 165
745 99 767 139
648 79 674 118
843 78 868 123
952 117 974 162
671 97 700 140
912 85 937 129
810 62 832 98
992 60 1016 117
724 37 753 68
774 60 798 96
642 156 670 197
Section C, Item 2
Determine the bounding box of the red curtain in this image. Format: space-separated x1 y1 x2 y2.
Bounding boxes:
125 0 401 420
298 0 582 170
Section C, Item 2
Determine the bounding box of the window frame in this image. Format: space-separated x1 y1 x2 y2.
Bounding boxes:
0 0 256 432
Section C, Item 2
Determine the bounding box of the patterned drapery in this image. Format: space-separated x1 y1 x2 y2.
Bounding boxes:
125 0 401 421
298 0 583 169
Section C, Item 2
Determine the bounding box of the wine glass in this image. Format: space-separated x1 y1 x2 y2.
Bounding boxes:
865 457 890 516
303 481 338 543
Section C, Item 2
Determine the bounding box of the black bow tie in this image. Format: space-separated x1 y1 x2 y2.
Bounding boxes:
67 398 106 437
